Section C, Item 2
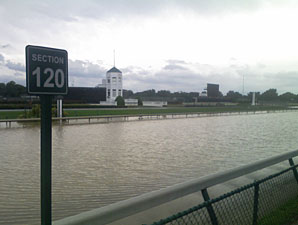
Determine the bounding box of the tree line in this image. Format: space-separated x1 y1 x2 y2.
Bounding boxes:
124 88 298 103
226 89 297 103
0 80 297 103
0 81 26 97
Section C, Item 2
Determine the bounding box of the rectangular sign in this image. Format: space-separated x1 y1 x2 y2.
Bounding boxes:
26 45 68 95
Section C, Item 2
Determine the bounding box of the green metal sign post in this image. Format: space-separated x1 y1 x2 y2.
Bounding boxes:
40 95 52 225
26 45 68 225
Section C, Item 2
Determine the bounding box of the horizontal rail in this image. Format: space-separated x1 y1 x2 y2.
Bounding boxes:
0 112 245 123
0 109 295 125
0 118 41 123
53 149 298 225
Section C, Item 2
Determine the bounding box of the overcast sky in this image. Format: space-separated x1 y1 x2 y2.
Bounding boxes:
1 0 298 94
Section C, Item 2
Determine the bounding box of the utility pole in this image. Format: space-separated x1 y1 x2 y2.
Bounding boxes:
242 74 244 95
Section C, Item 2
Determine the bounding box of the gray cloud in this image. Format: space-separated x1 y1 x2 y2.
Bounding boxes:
1 0 294 27
0 72 25 85
163 60 189 71
262 71 298 92
123 60 298 95
220 69 298 94
69 60 105 78
5 60 25 72
1 44 11 49
122 66 151 76
69 77 103 87
0 0 295 93
166 59 187 65
0 53 26 72
163 64 188 71
0 54 298 94
68 61 107 87
123 60 208 92
0 53 26 85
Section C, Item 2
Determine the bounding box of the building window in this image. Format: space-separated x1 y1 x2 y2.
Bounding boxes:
118 89 122 96
107 89 110 98
112 89 116 97
118 77 121 82
107 79 110 83
112 77 116 83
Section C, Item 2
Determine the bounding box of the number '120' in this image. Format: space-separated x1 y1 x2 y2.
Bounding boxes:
32 67 65 88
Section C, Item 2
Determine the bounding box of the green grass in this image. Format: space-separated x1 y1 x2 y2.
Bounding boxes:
0 111 24 119
0 105 291 119
258 195 298 225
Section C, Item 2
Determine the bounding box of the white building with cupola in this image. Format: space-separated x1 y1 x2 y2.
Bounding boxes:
106 67 123 102
99 64 166 107
99 66 123 105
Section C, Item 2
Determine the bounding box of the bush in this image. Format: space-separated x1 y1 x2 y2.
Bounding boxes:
18 104 60 118
31 105 40 118
18 105 39 118
115 96 125 107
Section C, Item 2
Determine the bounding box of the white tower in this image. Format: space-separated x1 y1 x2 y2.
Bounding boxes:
106 67 123 102
252 92 256 106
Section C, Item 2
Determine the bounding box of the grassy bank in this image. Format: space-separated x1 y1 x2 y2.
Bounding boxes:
0 105 292 119
0 111 24 119
259 195 298 225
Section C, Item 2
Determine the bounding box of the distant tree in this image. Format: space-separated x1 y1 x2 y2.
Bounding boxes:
226 91 242 100
135 89 156 97
259 89 278 101
15 84 26 96
6 81 18 97
171 91 199 102
157 90 171 97
137 97 143 106
279 92 297 102
123 89 134 98
115 96 125 107
0 83 5 96
4 81 26 97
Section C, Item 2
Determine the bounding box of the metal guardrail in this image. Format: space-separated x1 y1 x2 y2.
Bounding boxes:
53 150 298 225
151 163 298 225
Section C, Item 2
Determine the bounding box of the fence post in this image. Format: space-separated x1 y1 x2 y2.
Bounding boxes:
252 181 260 225
201 189 218 225
289 158 298 183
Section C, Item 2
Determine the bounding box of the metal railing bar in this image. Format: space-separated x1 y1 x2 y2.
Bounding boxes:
201 189 218 225
151 164 298 225
53 150 298 225
201 165 298 206
257 164 298 184
252 182 260 225
289 158 298 183
151 201 210 225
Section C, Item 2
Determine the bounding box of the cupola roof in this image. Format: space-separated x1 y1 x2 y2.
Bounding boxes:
107 67 121 73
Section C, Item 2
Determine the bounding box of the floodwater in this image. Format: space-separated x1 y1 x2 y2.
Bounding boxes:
1 111 298 224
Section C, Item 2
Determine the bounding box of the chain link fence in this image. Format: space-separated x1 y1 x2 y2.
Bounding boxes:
150 164 298 225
